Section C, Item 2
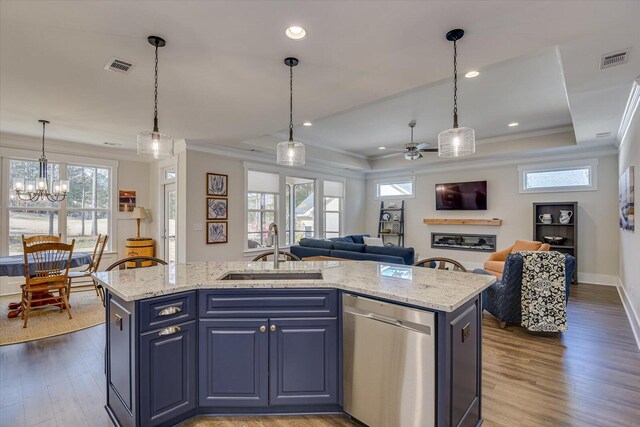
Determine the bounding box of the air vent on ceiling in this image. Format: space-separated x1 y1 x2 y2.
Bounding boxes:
595 131 612 138
600 50 629 70
104 57 134 74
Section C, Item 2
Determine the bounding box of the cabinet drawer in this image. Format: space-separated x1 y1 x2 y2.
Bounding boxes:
139 291 196 333
198 289 338 318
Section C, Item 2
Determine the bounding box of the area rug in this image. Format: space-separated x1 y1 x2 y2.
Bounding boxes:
0 292 104 346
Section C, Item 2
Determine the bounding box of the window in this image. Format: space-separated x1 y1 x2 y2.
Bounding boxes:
323 180 344 238
6 158 112 255
66 165 111 252
376 178 415 199
286 177 315 244
247 170 279 249
519 160 597 193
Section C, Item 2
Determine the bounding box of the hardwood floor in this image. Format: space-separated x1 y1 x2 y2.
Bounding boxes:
1 283 638 427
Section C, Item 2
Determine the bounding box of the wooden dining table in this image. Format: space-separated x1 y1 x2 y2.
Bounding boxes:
0 252 92 318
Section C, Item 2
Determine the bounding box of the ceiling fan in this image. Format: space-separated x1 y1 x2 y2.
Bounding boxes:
384 120 438 160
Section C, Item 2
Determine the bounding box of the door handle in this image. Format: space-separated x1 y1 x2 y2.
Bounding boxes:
159 326 181 336
114 314 122 331
158 306 182 316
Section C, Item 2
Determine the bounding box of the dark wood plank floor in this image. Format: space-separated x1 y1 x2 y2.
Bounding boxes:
1 283 638 426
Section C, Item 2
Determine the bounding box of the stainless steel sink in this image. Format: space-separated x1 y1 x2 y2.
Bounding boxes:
220 272 323 281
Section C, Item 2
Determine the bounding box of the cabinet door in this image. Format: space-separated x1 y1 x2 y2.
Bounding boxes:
199 319 269 407
269 318 338 406
139 321 196 426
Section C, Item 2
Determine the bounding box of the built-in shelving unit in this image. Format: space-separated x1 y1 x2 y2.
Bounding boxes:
533 202 578 283
378 201 404 246
423 218 502 226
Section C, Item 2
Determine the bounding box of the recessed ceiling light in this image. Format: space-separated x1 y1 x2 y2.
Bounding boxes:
508 122 519 127
378 146 386 150
303 121 312 126
465 70 479 78
285 26 307 40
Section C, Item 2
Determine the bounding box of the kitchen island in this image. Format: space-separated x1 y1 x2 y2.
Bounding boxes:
94 260 495 427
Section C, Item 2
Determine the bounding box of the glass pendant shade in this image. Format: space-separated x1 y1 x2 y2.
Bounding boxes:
137 130 174 159
276 141 305 166
438 127 475 158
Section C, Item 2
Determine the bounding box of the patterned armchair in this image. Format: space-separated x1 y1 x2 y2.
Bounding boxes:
478 253 575 328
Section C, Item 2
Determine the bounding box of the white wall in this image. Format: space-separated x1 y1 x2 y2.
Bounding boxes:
365 154 620 283
618 95 640 342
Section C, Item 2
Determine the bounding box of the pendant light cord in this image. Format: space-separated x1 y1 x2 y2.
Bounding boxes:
153 43 159 132
41 121 46 158
289 64 294 143
453 39 458 128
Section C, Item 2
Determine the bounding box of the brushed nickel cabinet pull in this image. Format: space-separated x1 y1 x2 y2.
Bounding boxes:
270 325 276 332
260 325 266 333
159 326 181 336
159 306 182 316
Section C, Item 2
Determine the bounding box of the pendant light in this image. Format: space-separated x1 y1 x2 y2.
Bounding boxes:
12 120 69 202
277 57 305 166
137 36 174 160
438 29 475 158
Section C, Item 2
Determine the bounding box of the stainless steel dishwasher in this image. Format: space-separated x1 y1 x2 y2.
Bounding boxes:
343 293 435 427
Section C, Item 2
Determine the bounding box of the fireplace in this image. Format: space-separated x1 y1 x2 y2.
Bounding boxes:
431 232 496 252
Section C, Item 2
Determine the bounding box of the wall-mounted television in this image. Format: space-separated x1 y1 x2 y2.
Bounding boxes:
435 180 487 210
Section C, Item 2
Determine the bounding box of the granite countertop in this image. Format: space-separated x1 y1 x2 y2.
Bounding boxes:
93 261 496 312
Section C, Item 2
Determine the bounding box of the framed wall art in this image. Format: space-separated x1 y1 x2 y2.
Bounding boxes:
207 197 228 220
619 165 635 231
207 221 228 244
207 173 228 196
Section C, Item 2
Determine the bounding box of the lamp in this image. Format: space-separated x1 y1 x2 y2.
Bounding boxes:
12 120 70 202
438 29 476 158
276 57 305 166
131 206 147 239
137 36 174 160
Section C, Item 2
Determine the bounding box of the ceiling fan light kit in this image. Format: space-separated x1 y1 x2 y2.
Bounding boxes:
438 28 476 158
277 57 305 166
137 35 174 160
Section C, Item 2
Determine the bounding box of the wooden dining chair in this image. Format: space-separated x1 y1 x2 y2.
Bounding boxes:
413 257 467 272
21 240 75 328
105 256 168 271
67 234 109 302
252 251 301 262
22 234 62 247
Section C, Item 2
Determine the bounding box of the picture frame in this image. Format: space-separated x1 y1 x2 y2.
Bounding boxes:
207 173 228 196
207 197 228 220
619 166 635 231
207 221 228 244
119 190 136 212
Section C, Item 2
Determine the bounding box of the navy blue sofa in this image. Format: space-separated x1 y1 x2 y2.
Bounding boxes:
289 235 415 265
478 253 575 327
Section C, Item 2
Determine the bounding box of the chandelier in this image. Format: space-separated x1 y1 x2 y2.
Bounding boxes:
12 120 69 202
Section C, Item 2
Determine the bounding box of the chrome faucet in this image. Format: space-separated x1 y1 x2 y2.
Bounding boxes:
267 222 280 269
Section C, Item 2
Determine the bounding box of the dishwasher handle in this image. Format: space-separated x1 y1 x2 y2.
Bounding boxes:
344 306 431 335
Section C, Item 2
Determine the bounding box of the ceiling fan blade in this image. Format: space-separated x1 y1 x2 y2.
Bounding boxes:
416 142 433 150
418 148 439 153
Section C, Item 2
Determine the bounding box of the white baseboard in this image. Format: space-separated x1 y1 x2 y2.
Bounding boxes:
577 272 619 286
617 278 640 350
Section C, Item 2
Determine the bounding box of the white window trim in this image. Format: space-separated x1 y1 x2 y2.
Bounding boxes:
375 176 416 200
243 162 347 253
1 147 118 255
322 195 343 238
518 158 598 194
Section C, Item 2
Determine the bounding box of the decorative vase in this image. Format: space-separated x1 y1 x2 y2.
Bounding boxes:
539 213 553 224
559 210 573 224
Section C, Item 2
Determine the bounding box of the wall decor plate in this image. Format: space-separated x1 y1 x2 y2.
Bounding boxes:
207 221 227 244
207 173 228 196
207 197 228 220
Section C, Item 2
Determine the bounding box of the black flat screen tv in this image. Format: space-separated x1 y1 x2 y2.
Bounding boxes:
435 180 487 210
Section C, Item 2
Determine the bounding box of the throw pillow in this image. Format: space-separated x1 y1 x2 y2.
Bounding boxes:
363 237 384 247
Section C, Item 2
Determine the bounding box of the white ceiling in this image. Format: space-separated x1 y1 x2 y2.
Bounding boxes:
1 0 639 160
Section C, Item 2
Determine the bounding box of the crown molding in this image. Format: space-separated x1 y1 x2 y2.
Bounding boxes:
617 77 640 147
366 126 575 160
185 141 367 179
365 142 618 179
0 132 147 163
